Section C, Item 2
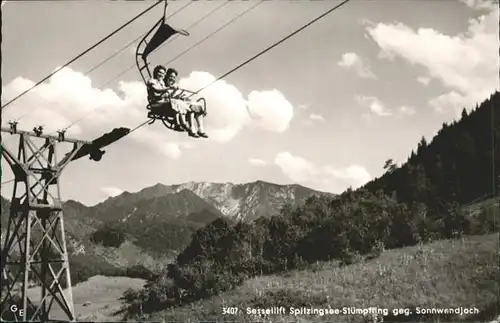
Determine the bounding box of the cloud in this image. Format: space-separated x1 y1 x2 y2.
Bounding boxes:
275 152 317 183
2 69 197 159
303 113 326 126
366 6 499 116
2 68 295 157
178 71 251 142
101 186 123 197
356 97 415 119
417 76 431 86
180 72 294 138
274 151 372 193
398 105 417 116
248 158 267 167
298 103 311 110
309 113 326 122
459 0 497 10
162 141 195 159
356 95 392 117
247 89 294 133
323 165 372 188
338 52 377 79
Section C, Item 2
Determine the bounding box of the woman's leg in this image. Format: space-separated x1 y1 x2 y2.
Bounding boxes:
178 112 189 130
170 100 190 130
188 102 207 137
194 113 207 137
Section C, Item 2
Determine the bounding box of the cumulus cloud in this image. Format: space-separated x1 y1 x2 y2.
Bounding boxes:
247 89 294 132
101 186 123 197
179 72 294 138
274 151 372 193
1 69 196 159
398 105 417 116
248 158 267 167
178 71 250 142
338 52 377 79
2 68 295 158
356 95 392 117
365 5 499 116
275 152 317 183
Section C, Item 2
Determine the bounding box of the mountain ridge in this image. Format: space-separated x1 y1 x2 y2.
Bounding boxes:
76 180 331 264
1 180 332 241
85 180 332 222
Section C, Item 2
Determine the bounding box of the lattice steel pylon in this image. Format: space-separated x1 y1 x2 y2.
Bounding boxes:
1 123 92 322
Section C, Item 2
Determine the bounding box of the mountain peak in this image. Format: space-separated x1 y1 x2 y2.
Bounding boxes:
139 182 167 192
169 180 331 221
65 199 88 208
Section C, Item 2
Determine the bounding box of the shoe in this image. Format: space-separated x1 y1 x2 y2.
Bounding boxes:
197 131 208 138
188 130 198 138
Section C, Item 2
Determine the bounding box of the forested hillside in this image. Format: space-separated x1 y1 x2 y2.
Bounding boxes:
364 92 499 206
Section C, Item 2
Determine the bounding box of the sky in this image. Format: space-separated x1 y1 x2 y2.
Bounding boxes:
1 0 499 205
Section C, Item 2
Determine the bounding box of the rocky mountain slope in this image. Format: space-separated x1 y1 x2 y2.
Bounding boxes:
95 180 328 223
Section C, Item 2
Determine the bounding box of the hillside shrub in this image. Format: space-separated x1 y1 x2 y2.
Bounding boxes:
68 254 124 286
90 225 126 248
125 264 158 281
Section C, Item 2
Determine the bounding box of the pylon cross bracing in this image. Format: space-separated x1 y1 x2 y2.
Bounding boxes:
1 124 91 322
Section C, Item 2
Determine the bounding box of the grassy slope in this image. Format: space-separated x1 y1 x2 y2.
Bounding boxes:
71 276 146 322
27 276 146 322
141 233 499 323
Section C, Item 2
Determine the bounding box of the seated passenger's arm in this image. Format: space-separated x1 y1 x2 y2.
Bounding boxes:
165 87 177 99
170 84 191 100
148 79 169 94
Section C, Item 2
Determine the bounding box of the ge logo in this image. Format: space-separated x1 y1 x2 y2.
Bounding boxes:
10 305 24 317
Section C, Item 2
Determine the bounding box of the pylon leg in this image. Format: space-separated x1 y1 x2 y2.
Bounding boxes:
1 133 83 322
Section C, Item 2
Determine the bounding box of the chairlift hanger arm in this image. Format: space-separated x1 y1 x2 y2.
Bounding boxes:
135 0 189 84
163 0 168 23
